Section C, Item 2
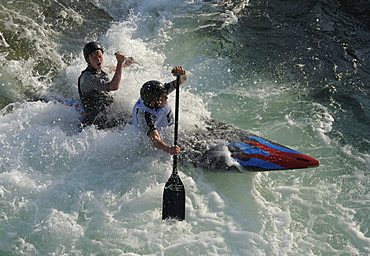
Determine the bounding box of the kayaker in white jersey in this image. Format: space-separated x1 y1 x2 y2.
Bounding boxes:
132 66 187 155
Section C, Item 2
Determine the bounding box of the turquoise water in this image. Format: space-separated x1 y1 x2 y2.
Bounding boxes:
0 0 369 255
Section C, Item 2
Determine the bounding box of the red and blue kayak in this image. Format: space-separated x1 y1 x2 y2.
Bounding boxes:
179 119 320 172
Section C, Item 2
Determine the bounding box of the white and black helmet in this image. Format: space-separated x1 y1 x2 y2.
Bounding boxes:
140 80 165 105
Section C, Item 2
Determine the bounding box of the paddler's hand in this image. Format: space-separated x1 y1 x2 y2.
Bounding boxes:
115 51 127 65
168 145 181 155
171 66 187 87
171 66 186 76
123 57 135 67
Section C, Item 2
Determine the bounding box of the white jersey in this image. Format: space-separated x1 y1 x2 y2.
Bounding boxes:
132 98 174 136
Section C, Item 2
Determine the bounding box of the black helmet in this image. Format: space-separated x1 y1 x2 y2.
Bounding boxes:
140 80 165 105
83 42 104 60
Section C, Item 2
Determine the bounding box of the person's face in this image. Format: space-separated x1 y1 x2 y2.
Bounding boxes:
88 50 104 70
157 93 168 107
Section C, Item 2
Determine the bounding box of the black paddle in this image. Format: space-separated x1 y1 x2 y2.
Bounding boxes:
162 75 185 221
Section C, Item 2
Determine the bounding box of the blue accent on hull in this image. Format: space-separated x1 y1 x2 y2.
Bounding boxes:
244 135 302 154
234 157 286 170
229 141 270 156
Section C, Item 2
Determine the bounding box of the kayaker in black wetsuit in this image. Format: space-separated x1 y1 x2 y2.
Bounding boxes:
78 41 134 129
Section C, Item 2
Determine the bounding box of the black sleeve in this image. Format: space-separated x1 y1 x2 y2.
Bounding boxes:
163 81 176 95
145 111 157 136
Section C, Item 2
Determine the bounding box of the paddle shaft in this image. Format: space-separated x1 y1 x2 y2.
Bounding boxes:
172 75 180 175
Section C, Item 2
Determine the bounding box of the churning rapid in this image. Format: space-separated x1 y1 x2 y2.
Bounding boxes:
0 0 369 255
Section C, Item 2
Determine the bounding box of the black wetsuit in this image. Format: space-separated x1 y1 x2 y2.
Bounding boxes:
78 66 125 129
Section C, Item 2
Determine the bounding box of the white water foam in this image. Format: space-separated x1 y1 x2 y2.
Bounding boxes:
1 0 370 255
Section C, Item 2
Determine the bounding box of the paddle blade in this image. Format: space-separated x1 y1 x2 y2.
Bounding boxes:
162 173 185 220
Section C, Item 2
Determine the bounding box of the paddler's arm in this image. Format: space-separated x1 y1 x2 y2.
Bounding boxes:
148 130 181 155
108 52 134 91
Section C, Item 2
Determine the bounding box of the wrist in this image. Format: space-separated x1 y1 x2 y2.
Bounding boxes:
165 146 171 153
